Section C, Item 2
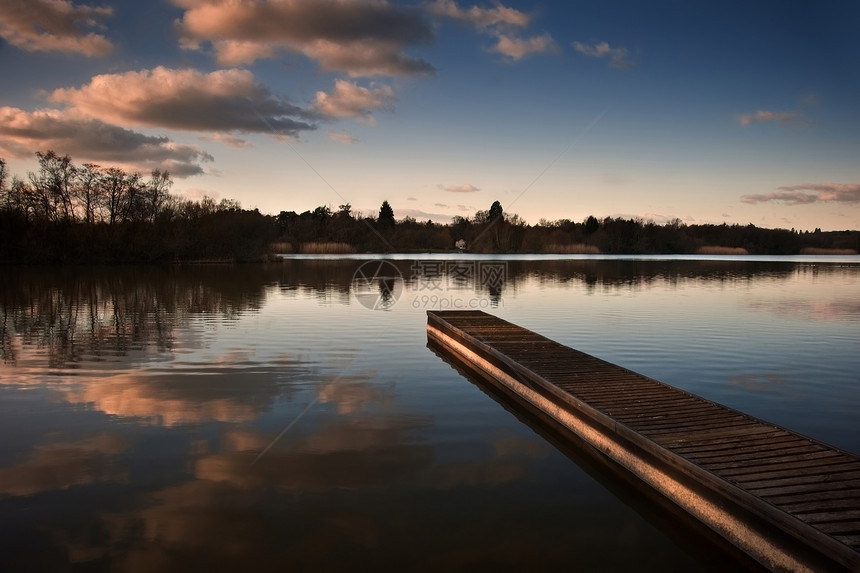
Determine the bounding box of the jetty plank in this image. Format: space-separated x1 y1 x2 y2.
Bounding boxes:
427 310 860 571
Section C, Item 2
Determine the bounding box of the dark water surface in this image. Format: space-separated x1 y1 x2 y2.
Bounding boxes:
1 256 858 571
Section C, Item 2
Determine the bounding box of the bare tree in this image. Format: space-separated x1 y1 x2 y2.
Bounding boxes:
145 169 172 222
76 163 104 225
100 167 126 225
30 151 77 223
0 158 7 195
9 178 33 219
0 158 32 219
121 171 145 223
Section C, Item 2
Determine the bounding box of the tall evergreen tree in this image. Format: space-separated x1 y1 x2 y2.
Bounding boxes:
378 200 395 227
488 200 503 221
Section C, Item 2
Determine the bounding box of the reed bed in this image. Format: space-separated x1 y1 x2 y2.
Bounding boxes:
799 247 857 255
542 243 601 254
268 241 292 254
696 246 749 255
299 242 357 254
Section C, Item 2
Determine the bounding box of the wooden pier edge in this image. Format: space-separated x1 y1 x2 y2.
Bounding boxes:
427 310 860 572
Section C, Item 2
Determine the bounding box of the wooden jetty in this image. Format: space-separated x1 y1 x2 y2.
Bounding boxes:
427 310 860 572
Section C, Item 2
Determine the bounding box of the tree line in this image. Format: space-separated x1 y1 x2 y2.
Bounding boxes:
278 199 858 256
1 152 275 263
1 151 173 226
2 151 857 264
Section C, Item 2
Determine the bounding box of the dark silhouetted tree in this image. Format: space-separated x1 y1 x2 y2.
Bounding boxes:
378 200 395 227
145 169 172 222
0 158 7 195
312 205 332 221
488 200 503 221
76 163 103 225
30 150 76 222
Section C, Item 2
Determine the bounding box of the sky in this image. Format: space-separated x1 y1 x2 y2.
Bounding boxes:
1 0 859 231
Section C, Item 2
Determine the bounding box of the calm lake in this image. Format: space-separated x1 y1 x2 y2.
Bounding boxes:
1 255 859 571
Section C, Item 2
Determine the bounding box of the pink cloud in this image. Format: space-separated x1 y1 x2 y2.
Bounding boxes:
442 183 480 193
50 67 313 136
174 0 435 76
0 0 113 56
430 0 556 61
313 80 395 122
495 33 558 60
0 106 213 177
203 133 253 149
428 0 530 28
737 109 801 127
573 41 633 68
329 131 358 144
741 183 860 205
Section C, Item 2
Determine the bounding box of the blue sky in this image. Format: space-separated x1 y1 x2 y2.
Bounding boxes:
1 0 858 230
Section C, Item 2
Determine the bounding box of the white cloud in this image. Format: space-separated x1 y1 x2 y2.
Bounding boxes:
441 183 480 193
742 183 860 205
313 80 395 122
636 213 676 225
50 67 314 136
0 0 113 56
737 109 802 127
397 208 453 222
0 106 213 177
573 41 633 68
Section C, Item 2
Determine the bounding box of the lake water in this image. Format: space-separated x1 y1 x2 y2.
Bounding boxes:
1 256 858 571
